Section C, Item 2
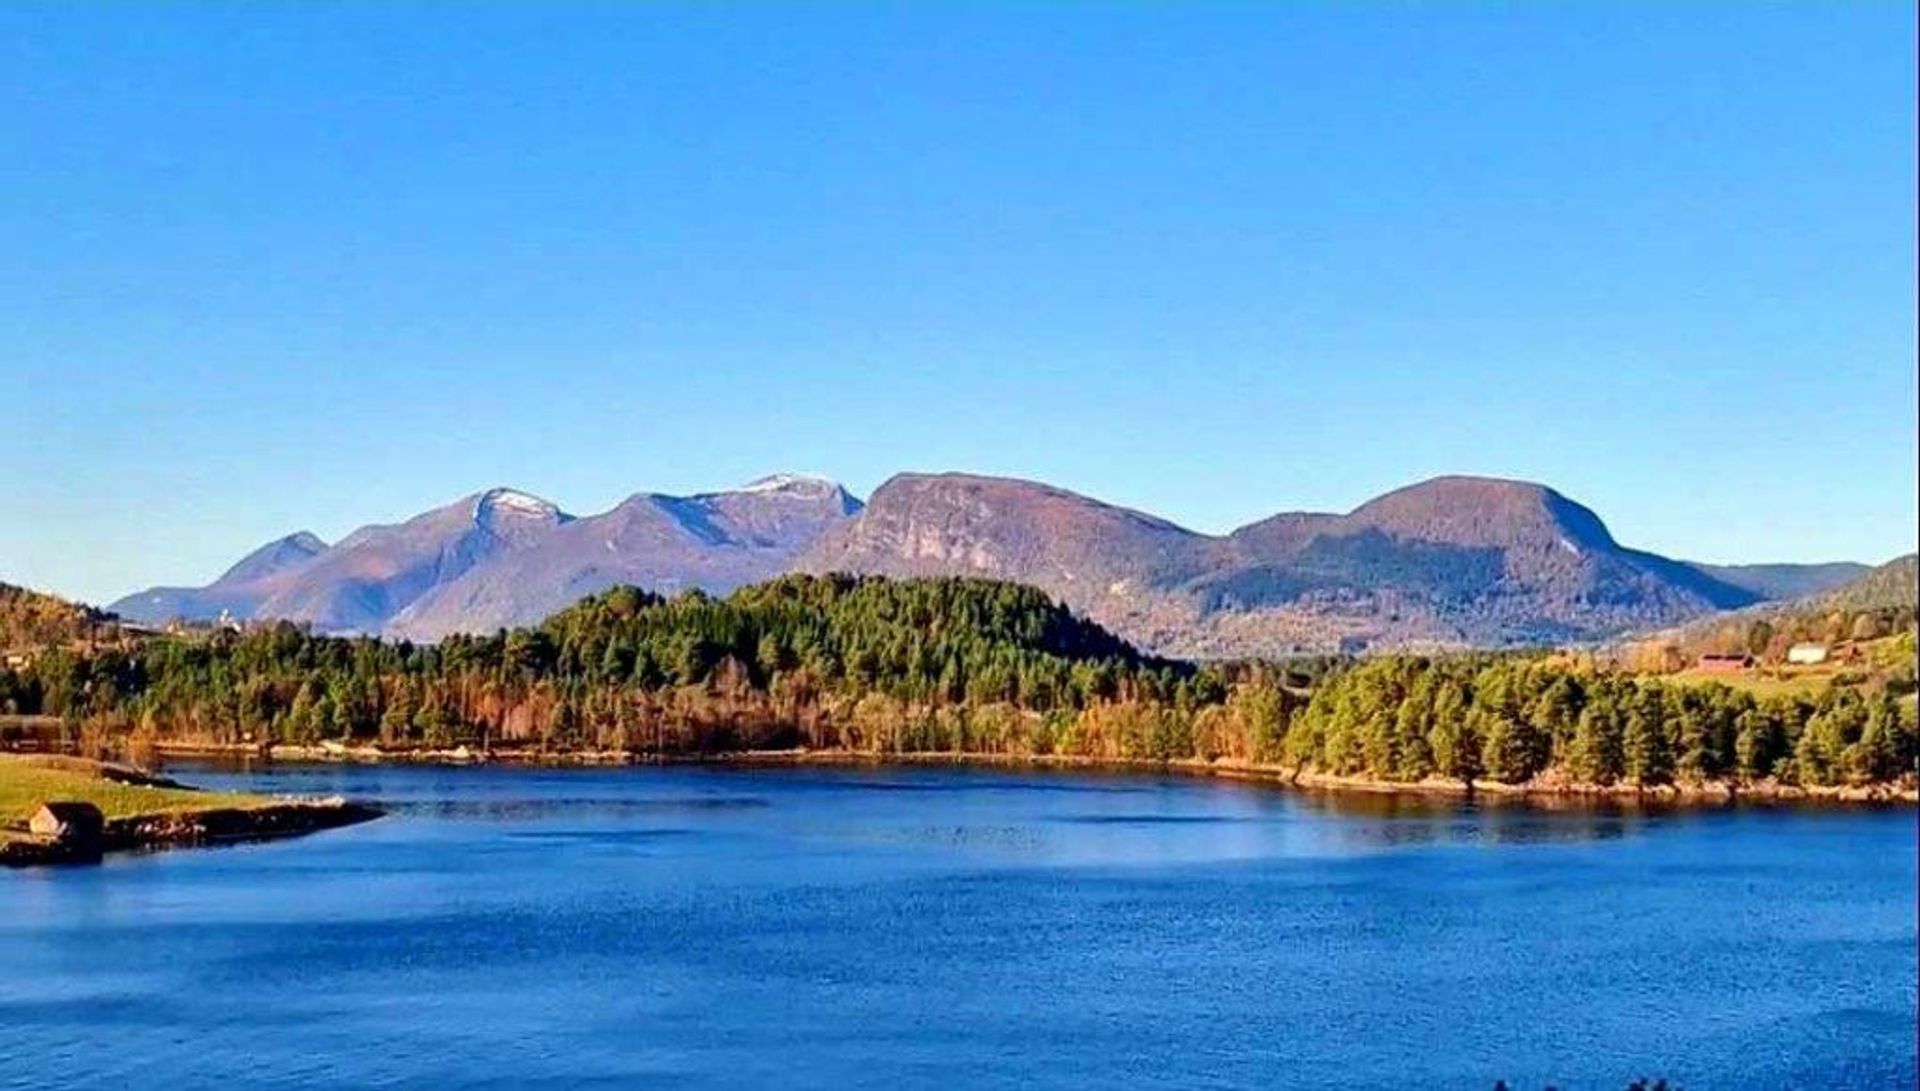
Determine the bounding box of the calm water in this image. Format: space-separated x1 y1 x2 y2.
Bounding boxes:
1 763 1913 1090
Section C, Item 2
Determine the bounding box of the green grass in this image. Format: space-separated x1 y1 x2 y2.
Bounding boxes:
0 755 270 827
1665 667 1842 700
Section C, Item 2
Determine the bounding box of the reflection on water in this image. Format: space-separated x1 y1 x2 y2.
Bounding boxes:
2 760 1911 1091
502 828 697 844
1058 813 1256 824
872 824 1049 853
159 757 1865 858
386 796 772 821
1292 791 1643 849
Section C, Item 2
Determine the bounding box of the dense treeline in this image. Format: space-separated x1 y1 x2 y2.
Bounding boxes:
0 575 1912 789
1283 655 1914 787
1 577 1213 754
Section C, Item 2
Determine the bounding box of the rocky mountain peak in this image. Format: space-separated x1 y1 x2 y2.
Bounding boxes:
726 474 864 515
473 488 568 526
1344 475 1616 552
216 531 330 585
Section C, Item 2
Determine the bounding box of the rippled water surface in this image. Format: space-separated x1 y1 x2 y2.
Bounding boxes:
2 763 1913 1090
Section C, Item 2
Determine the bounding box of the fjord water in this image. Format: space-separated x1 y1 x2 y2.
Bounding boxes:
1 765 1912 1090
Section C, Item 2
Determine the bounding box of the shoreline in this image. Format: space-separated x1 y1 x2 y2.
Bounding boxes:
2 797 382 868
0 752 384 867
149 740 1918 806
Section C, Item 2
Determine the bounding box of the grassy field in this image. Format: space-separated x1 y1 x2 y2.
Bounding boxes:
1665 665 1848 700
1664 632 1913 702
0 755 270 828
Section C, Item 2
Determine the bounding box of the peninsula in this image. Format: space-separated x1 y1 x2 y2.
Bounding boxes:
0 754 380 867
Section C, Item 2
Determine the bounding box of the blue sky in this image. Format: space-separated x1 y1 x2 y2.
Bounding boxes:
4 3 1914 603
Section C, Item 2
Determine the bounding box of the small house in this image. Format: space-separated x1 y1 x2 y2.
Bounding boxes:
1696 653 1752 674
1787 643 1830 666
29 801 105 846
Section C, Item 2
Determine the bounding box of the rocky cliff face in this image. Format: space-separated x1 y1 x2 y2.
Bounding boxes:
800 473 1767 656
800 473 1201 591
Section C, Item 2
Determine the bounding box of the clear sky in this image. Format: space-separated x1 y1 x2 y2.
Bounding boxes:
4 3 1915 604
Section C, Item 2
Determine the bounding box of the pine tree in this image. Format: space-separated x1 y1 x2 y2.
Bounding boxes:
1794 712 1840 786
1481 712 1544 784
1393 683 1436 780
1733 709 1775 781
1568 703 1622 785
1429 684 1482 785
1847 693 1905 783
1624 689 1673 786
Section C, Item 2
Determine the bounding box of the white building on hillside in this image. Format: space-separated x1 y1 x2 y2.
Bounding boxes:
1787 643 1830 665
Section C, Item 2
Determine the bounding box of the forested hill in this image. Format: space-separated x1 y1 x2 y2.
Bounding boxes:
3 575 1209 754
0 582 123 650
1817 553 1918 612
528 574 1194 707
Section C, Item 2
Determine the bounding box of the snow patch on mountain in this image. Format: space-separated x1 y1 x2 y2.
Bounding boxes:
737 473 841 497
475 488 566 523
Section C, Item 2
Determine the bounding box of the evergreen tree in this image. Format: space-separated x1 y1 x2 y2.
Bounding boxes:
1477 698 1547 784
1429 685 1483 785
1624 689 1673 786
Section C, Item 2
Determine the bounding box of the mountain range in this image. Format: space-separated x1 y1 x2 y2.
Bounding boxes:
108 471 1877 657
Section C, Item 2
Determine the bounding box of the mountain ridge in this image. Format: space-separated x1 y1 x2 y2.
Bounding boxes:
385 478 864 641
797 473 1785 656
109 471 1874 655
